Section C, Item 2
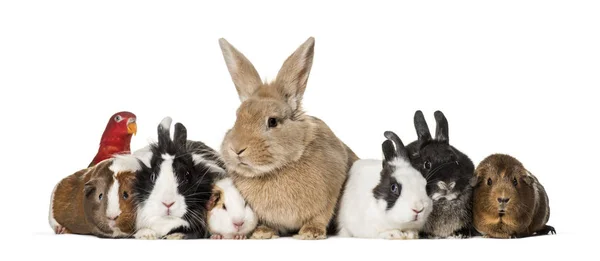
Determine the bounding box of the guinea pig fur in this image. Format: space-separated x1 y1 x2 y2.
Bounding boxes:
337 131 432 239
48 156 141 238
207 177 258 239
472 154 555 238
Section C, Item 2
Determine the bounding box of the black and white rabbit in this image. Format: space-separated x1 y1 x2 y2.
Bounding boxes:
337 131 432 239
405 111 476 239
133 117 225 239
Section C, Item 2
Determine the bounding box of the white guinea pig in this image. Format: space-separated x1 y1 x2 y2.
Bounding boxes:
207 177 258 239
337 131 433 239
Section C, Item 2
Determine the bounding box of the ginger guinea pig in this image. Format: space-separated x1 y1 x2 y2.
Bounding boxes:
471 154 556 238
48 156 139 238
207 178 258 239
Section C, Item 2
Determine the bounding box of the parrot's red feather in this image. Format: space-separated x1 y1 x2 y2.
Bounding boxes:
89 111 136 167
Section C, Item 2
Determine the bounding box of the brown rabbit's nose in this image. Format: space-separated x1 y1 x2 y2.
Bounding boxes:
163 202 175 208
497 198 510 204
233 221 244 228
236 148 247 155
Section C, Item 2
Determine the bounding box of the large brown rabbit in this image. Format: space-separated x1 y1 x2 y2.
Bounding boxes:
218 37 359 240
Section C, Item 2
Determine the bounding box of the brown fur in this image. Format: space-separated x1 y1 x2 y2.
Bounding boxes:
218 37 359 239
115 171 136 234
472 154 552 238
51 159 137 238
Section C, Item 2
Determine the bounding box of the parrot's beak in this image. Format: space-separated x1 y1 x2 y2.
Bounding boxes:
127 121 137 135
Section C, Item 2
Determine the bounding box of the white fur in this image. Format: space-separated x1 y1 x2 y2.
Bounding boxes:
160 117 172 131
192 154 226 174
106 177 121 219
208 178 258 239
134 153 190 239
48 182 59 232
337 158 433 239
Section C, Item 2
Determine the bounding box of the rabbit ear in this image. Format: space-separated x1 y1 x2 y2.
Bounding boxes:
173 123 187 150
434 110 449 143
157 116 173 148
219 38 263 102
382 140 396 162
414 110 432 143
383 131 409 161
275 37 315 112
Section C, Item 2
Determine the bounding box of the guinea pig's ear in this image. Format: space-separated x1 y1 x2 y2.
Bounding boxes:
523 170 536 185
206 187 222 211
382 131 409 162
84 180 97 198
434 110 449 143
469 176 480 187
173 123 187 150
414 110 432 143
157 116 173 148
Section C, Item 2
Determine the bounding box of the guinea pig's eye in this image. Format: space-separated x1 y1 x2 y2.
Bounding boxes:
512 178 518 187
267 117 278 128
98 193 104 200
487 178 492 186
424 161 432 170
123 191 129 200
114 115 122 122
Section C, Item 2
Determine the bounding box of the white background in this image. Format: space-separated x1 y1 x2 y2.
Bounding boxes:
1 0 597 260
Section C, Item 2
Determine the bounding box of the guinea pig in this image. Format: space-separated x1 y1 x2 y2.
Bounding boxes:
48 156 140 238
207 177 258 239
471 154 556 238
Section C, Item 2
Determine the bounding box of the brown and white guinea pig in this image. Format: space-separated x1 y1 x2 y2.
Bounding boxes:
48 155 140 238
207 177 258 239
471 154 556 238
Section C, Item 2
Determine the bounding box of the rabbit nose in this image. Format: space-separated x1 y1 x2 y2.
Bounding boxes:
497 198 510 204
233 221 244 228
162 202 175 208
107 215 119 221
236 148 247 155
412 208 424 214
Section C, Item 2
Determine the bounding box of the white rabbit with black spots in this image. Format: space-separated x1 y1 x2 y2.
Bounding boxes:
337 131 432 239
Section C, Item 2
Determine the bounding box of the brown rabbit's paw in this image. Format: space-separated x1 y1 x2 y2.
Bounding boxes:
250 226 279 239
163 233 186 240
294 225 327 240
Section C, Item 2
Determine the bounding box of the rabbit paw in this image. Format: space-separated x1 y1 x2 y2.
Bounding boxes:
134 228 158 240
210 234 224 239
404 230 419 239
379 229 405 240
163 233 186 240
294 225 326 240
250 226 279 239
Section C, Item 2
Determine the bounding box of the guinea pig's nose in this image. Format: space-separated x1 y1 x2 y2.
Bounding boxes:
108 215 119 221
497 197 510 204
233 221 245 228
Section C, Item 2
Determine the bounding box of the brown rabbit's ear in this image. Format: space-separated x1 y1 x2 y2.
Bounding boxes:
219 38 263 102
275 37 315 112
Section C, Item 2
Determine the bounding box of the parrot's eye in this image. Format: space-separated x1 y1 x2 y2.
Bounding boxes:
114 115 123 122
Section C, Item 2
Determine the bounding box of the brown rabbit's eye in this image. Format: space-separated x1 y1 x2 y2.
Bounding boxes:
98 193 103 200
487 178 492 186
123 191 129 200
512 178 518 187
424 161 432 170
267 117 278 128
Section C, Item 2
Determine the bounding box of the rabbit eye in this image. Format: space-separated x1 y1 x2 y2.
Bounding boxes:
123 191 129 200
390 183 401 194
487 178 492 186
424 161 432 170
151 172 157 183
223 204 227 211
512 178 518 187
98 193 103 200
114 115 123 122
267 117 278 128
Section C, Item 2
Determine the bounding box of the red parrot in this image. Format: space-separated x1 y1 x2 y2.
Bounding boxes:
88 111 137 167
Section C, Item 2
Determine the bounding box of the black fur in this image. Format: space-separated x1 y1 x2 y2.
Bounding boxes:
372 131 410 210
133 118 223 239
405 110 475 238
